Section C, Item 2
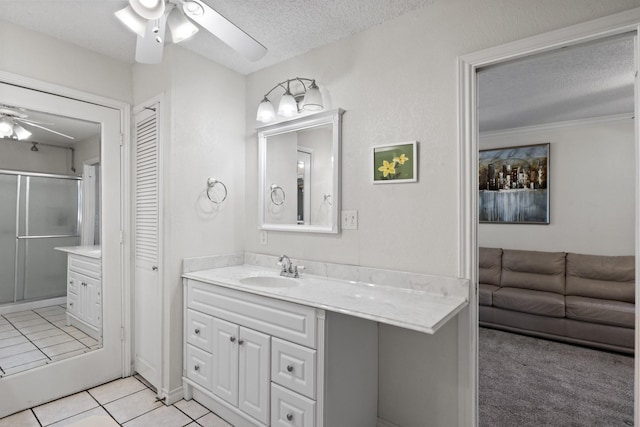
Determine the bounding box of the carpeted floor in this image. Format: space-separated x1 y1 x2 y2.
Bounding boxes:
479 327 634 427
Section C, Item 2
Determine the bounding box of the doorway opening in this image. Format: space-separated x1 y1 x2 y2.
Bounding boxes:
459 10 640 426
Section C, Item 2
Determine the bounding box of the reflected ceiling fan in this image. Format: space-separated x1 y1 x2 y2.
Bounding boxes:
0 105 74 141
115 0 268 64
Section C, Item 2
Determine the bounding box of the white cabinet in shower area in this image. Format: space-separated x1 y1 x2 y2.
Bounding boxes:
55 246 102 341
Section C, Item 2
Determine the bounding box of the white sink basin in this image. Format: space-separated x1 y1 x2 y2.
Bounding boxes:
239 276 299 288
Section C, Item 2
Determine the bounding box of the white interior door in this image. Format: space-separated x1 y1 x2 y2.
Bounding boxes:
0 81 124 417
133 100 162 391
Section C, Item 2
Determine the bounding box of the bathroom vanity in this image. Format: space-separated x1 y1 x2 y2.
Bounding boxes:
55 246 102 340
182 253 468 427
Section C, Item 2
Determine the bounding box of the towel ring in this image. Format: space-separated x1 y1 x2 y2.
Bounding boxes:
207 178 228 204
270 184 285 206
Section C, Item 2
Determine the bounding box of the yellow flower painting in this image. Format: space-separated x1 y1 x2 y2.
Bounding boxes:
373 142 417 183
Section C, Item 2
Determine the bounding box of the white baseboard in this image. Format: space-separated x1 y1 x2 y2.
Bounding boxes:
377 417 402 427
0 296 66 315
161 385 184 405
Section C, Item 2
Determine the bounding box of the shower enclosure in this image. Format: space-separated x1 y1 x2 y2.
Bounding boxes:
0 170 81 306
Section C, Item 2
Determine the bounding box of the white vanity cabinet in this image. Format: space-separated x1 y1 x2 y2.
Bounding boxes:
183 279 378 427
65 253 102 340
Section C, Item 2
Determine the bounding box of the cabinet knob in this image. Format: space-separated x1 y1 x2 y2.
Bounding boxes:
238 339 244 345
69 302 74 306
194 365 200 371
286 413 293 421
194 328 200 335
286 365 294 373
69 280 73 284
152 266 158 271
230 336 236 343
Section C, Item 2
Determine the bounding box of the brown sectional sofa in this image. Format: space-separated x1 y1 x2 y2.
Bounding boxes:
479 247 635 354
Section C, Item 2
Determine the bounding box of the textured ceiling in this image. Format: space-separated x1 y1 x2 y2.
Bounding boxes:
478 34 635 133
0 0 434 75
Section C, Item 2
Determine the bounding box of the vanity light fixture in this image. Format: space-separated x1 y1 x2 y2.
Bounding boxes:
256 77 324 123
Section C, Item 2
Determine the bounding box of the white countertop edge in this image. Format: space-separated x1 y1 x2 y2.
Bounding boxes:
54 245 102 259
182 266 468 335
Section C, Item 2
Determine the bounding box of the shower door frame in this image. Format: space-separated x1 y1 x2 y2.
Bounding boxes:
1 169 82 306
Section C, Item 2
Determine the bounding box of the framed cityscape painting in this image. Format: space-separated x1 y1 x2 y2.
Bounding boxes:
478 143 549 224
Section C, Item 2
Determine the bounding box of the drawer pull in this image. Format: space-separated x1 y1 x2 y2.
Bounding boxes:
194 328 200 335
230 336 236 343
286 413 293 421
194 365 200 371
286 365 294 373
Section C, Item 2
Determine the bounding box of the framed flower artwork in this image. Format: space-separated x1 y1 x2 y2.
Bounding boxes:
372 141 418 184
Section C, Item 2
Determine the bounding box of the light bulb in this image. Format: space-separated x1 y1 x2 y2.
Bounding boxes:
167 8 199 43
257 98 276 123
13 124 32 140
278 93 298 117
0 117 14 138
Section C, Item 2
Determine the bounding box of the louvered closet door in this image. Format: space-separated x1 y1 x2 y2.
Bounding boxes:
134 102 162 391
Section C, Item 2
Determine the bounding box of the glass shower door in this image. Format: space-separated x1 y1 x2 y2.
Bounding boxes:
15 174 81 302
0 174 17 304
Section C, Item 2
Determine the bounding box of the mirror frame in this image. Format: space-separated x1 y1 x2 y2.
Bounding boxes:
258 109 344 233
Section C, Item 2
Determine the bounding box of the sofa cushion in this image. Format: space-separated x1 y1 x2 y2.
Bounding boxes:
566 253 635 303
479 247 502 286
479 284 499 306
493 287 565 317
566 296 634 328
501 249 566 294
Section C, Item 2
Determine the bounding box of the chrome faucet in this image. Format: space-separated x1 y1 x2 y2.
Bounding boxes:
278 254 302 278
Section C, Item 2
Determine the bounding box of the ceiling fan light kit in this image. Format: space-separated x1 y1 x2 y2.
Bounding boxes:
256 78 325 123
115 0 268 64
129 0 165 20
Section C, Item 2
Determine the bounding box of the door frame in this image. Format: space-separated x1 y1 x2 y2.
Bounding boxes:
0 70 132 394
457 9 640 426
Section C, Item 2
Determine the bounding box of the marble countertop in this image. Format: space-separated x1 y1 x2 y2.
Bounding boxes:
54 245 101 259
183 264 468 335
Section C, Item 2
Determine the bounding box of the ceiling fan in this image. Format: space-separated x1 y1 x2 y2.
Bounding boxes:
0 105 74 141
115 0 268 64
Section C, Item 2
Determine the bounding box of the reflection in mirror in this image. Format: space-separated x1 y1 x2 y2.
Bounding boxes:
259 109 344 233
0 105 102 377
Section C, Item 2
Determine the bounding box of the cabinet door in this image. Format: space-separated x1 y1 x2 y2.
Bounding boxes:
212 318 239 406
239 327 271 424
83 276 101 328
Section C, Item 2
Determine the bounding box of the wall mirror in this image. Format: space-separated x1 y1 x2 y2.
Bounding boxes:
258 109 344 233
0 104 102 377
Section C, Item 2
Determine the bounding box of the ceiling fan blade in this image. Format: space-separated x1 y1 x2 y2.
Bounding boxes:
182 0 267 61
136 15 168 64
19 118 55 126
20 121 75 140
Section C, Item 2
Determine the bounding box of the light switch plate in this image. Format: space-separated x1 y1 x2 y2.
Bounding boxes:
341 210 358 230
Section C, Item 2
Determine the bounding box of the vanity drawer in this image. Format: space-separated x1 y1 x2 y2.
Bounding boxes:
271 383 315 427
186 344 212 390
271 338 316 399
69 254 101 279
186 309 213 352
67 291 78 316
68 272 79 294
187 279 317 348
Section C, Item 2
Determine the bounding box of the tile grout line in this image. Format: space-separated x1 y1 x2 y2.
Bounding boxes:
0 311 51 373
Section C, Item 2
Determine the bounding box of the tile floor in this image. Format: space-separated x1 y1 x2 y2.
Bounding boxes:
0 376 233 427
0 305 100 377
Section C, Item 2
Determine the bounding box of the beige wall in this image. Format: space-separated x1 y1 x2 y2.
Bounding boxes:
245 1 640 425
0 21 132 103
479 119 635 256
133 45 246 397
